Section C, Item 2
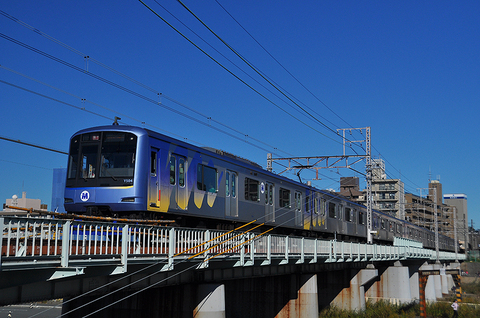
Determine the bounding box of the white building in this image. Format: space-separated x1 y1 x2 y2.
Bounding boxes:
3 192 47 212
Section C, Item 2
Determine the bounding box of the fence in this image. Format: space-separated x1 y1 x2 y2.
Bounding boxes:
0 216 464 272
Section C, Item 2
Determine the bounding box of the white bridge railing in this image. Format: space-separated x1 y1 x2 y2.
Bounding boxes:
0 216 464 274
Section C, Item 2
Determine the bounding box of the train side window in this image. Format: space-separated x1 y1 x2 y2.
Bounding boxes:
314 198 319 214
197 164 217 193
226 171 230 197
268 183 273 204
358 211 364 225
345 207 351 222
169 157 176 185
150 151 157 177
226 171 237 198
328 202 336 218
245 177 259 202
321 198 326 216
231 172 237 198
178 158 185 187
295 192 302 211
265 183 268 204
279 188 290 208
295 191 302 226
381 219 386 230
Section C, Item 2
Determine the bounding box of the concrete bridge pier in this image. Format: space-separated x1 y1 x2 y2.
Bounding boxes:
365 261 412 304
317 266 377 312
225 273 319 318
194 284 226 318
61 282 226 318
276 274 318 318
330 267 378 311
419 263 440 301
61 273 319 318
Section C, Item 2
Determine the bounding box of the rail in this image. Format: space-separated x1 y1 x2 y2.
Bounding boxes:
0 216 464 276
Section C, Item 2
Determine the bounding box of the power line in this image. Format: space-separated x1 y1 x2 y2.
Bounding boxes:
138 1 345 146
213 0 354 129
0 135 67 155
0 30 334 155
0 66 290 160
174 0 347 140
1 8 424 197
1 9 356 167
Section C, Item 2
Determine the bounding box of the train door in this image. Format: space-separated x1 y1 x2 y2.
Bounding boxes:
148 148 160 209
265 182 274 222
225 170 238 217
169 154 188 210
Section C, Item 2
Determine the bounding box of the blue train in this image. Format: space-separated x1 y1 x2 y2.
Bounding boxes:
64 125 455 251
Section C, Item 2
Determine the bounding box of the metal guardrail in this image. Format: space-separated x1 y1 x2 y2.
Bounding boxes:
0 216 465 276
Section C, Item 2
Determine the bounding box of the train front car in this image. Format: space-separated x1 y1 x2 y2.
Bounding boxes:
64 126 148 216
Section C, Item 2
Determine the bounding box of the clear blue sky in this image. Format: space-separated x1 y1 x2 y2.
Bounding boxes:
1 1 479 227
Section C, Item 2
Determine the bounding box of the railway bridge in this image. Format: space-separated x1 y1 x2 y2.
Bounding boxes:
0 216 464 317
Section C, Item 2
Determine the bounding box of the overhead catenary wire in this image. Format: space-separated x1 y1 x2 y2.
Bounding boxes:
174 0 346 139
2 9 363 175
1 9 423 206
0 33 309 158
137 1 345 146
1 9 383 187
0 67 299 177
213 0 354 130
0 65 293 160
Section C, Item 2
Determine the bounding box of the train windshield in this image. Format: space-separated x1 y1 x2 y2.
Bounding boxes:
66 131 137 187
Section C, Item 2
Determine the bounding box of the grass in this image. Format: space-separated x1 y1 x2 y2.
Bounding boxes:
319 300 480 318
319 281 480 317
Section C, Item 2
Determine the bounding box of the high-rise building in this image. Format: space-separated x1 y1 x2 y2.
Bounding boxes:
51 168 67 213
355 159 405 219
444 193 468 249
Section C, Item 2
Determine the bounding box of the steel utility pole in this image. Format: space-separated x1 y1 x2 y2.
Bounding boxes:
417 187 440 263
434 187 439 263
454 206 458 261
266 127 376 243
364 127 374 244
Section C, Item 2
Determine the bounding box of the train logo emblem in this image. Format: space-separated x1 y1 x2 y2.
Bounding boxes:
80 191 90 202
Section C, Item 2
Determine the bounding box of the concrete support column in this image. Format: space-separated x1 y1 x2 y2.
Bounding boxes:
194 284 225 318
277 274 318 318
409 271 420 300
225 273 319 317
331 267 378 311
419 263 437 301
366 262 412 304
441 273 449 296
433 263 442 299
